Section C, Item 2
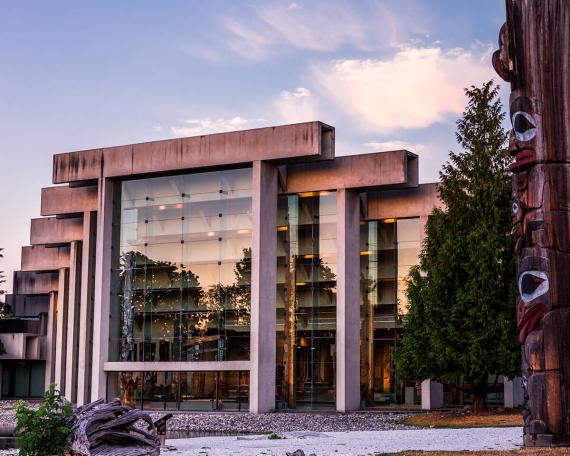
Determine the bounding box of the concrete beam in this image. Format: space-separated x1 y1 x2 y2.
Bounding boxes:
284 151 417 193
367 183 440 220
249 161 278 413
336 189 361 411
21 245 70 271
30 217 83 245
53 122 334 183
41 185 98 216
13 271 59 295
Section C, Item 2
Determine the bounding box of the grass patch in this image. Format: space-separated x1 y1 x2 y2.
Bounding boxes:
400 410 523 429
268 433 282 439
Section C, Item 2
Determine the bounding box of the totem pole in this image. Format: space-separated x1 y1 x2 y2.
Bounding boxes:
493 0 570 447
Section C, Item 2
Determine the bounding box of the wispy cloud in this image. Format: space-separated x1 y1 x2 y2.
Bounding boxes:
364 140 426 153
310 46 494 133
221 0 429 59
273 87 319 124
170 116 268 137
222 18 273 60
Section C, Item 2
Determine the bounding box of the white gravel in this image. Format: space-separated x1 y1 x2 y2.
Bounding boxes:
160 427 523 455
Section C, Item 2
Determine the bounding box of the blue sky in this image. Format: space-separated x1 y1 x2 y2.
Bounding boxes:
0 0 506 291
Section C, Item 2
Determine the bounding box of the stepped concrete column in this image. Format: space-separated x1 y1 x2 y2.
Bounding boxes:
64 241 82 402
336 188 361 411
44 290 57 389
249 161 278 413
77 211 97 406
91 178 117 402
54 268 69 392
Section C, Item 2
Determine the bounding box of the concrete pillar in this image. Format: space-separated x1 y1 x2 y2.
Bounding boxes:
77 211 97 406
44 291 57 389
91 178 116 401
54 268 69 392
504 376 524 408
336 188 361 412
64 241 82 402
249 161 278 413
421 379 444 410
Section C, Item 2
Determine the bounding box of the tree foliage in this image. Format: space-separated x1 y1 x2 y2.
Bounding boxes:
16 385 73 455
395 81 519 409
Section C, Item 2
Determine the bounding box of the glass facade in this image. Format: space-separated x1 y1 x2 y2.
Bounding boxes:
110 371 249 411
276 191 337 409
114 168 252 362
360 218 421 405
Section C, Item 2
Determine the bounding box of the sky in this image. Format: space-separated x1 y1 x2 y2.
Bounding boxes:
0 0 506 292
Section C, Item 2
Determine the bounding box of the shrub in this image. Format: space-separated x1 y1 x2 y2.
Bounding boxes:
16 384 73 456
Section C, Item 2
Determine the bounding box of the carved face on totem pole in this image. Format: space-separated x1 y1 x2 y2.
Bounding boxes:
494 1 570 446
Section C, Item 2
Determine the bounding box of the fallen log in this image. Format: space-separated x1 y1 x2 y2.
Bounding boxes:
69 399 160 456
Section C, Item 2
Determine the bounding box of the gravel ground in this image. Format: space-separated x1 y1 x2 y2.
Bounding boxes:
149 411 413 434
162 427 524 456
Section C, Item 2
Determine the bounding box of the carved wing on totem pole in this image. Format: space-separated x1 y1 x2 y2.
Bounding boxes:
493 0 570 447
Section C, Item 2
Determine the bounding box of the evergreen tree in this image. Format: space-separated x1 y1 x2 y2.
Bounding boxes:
395 81 519 412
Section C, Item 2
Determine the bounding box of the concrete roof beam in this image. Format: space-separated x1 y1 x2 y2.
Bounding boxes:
52 122 334 184
283 150 418 193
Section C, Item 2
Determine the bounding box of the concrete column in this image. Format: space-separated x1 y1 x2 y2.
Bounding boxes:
421 379 444 410
504 376 524 408
54 268 69 392
77 211 97 406
91 178 116 401
249 161 278 413
336 188 361 412
44 291 57 389
64 241 82 402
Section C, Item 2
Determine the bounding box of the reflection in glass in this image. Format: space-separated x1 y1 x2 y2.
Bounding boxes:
113 371 249 411
115 168 252 362
360 218 420 405
276 192 337 409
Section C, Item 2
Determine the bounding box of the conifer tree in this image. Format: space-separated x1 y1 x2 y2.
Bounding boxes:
396 81 519 412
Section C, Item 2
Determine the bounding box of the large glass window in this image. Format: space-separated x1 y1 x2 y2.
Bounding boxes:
114 168 252 362
360 218 420 406
276 191 337 410
110 371 249 411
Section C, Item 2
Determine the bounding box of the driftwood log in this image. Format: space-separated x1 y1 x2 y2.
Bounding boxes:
69 398 160 456
493 0 570 447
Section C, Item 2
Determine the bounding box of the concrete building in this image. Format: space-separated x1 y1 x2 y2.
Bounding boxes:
3 121 442 411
